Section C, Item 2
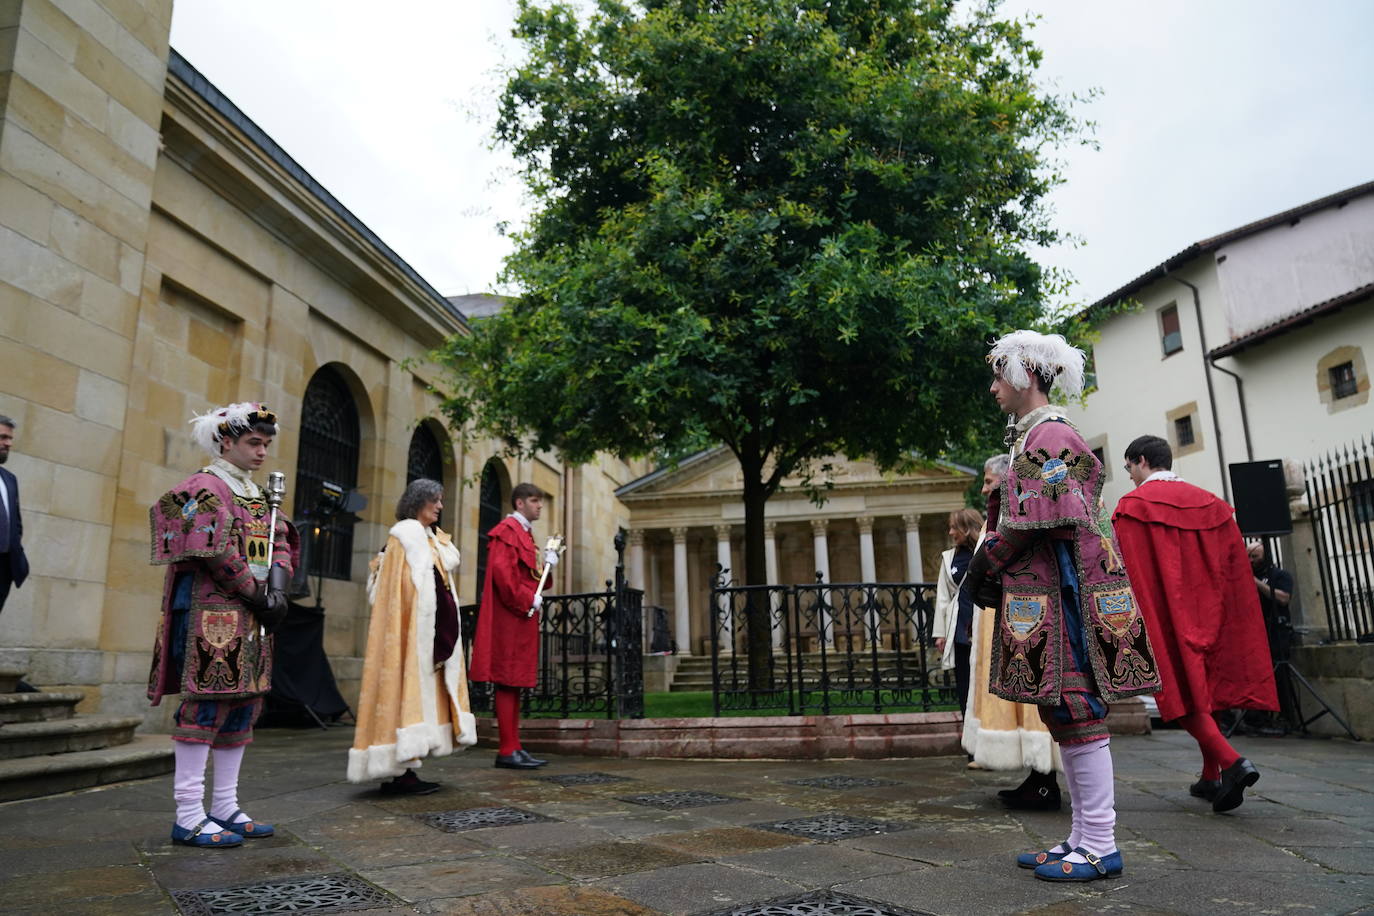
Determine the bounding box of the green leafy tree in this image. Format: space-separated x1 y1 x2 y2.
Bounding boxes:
438 0 1089 683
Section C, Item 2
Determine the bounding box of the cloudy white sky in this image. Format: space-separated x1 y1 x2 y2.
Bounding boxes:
169 1 1373 308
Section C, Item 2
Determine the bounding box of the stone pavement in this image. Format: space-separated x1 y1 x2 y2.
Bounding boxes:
1 727 1372 916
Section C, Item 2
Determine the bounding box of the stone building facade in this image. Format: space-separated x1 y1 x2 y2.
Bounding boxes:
0 0 977 730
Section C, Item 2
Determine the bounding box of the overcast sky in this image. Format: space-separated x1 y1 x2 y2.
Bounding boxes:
169 1 1373 309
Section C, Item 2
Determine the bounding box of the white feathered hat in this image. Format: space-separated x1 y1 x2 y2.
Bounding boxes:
188 402 279 458
986 330 1085 399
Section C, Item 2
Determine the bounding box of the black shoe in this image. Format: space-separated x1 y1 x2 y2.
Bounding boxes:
379 770 440 795
1189 777 1221 802
515 748 547 767
999 771 1062 811
1213 757 1259 813
494 753 543 770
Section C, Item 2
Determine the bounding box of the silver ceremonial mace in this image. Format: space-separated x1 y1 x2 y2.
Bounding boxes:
262 471 286 637
527 534 566 618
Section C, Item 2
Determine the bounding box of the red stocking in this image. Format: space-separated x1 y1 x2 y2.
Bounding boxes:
1177 711 1239 780
494 686 522 756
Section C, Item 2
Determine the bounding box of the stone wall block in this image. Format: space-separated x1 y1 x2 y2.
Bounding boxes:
17 0 78 61
95 0 173 59
0 172 53 244
21 401 121 473
59 103 155 206
0 336 79 412
3 73 66 149
26 513 110 581
80 265 139 338
49 461 117 523
1 451 55 514
73 29 160 128
24 293 133 380
1 0 21 29
11 26 105 128
48 206 121 282
74 368 127 427
17 646 103 683
0 222 84 307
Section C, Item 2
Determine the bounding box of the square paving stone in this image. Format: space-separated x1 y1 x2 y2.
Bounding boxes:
1284 845 1374 874
533 771 634 787
147 843 338 892
579 810 729 839
596 861 804 916
418 806 558 832
361 855 563 903
618 790 743 810
839 823 1030 865
0 840 141 878
645 826 807 858
838 859 1076 916
0 864 159 909
720 844 911 887
1103 868 1374 916
416 884 661 915
1145 827 1327 874
752 813 916 843
8 887 179 916
458 819 618 852
520 839 706 879
324 831 488 869
171 872 400 915
284 805 434 843
697 888 938 916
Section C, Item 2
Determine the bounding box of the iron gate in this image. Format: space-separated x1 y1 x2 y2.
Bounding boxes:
709 575 950 716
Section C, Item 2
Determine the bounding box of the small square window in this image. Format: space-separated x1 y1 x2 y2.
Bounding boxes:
1160 305 1182 356
1330 361 1358 399
1092 446 1106 466
1175 414 1195 447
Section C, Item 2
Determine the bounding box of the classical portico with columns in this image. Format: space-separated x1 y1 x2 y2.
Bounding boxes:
616 448 973 657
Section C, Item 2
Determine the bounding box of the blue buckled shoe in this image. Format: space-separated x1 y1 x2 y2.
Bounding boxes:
1034 847 1122 882
217 809 274 838
1017 842 1071 869
171 817 243 848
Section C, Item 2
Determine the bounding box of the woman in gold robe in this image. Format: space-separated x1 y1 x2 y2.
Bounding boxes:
347 479 476 793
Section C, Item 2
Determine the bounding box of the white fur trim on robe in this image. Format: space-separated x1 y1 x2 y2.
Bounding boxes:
347 519 476 783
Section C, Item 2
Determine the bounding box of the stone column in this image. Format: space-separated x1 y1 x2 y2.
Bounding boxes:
857 515 877 582
903 513 925 581
714 524 734 653
764 521 782 650
628 528 648 652
628 528 646 590
671 527 691 655
811 518 833 645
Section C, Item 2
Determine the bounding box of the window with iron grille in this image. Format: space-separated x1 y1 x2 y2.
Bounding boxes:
1174 414 1195 447
295 367 360 580
407 423 444 485
1159 304 1182 356
474 459 507 606
1330 361 1358 400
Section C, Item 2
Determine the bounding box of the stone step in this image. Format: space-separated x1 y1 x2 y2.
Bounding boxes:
0 691 83 723
0 667 26 693
0 735 174 803
0 715 142 760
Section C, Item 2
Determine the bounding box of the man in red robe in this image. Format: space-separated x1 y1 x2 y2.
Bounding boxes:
469 482 557 769
1113 435 1278 812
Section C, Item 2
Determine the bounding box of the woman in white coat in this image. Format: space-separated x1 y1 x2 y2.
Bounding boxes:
932 508 984 718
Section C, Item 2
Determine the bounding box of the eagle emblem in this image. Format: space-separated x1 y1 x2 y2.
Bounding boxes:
1012 448 1094 502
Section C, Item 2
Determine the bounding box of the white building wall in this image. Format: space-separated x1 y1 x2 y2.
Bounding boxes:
1216 195 1374 339
1069 259 1236 511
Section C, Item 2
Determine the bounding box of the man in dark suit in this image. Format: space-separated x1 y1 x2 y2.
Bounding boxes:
0 415 30 613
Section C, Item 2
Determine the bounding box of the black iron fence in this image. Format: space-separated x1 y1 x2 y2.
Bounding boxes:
1304 434 1374 642
709 575 951 716
464 534 645 719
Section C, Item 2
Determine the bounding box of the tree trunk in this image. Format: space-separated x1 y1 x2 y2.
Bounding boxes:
741 466 772 692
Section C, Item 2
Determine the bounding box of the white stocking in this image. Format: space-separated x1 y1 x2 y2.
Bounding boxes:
209 745 251 824
1059 738 1116 862
173 740 226 833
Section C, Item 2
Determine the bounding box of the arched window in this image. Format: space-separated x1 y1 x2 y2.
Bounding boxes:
474 458 508 605
406 422 445 485
296 366 360 580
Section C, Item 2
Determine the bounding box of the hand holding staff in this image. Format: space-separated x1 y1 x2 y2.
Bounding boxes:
527 534 566 618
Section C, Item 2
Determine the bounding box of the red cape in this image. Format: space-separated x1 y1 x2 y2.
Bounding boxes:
468 515 543 688
1113 480 1278 721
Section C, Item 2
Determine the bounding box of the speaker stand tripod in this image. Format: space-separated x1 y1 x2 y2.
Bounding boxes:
1272 659 1358 740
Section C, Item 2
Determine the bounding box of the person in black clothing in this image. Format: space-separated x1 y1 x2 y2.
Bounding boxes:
934 508 983 716
0 415 31 615
1248 543 1293 624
